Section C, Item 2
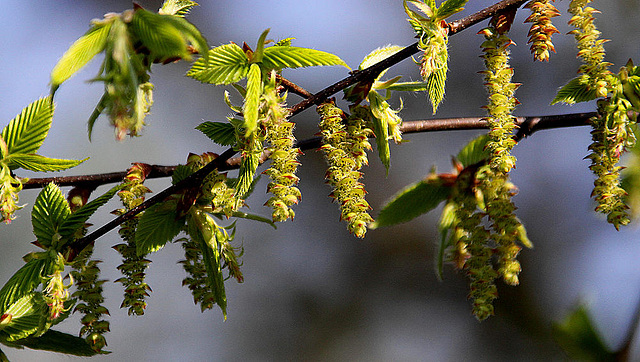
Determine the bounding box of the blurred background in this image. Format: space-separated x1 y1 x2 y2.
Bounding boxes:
1 0 640 360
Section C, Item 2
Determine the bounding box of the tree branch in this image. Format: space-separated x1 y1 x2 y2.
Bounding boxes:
64 0 539 254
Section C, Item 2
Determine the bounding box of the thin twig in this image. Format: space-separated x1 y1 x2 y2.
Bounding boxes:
67 0 536 252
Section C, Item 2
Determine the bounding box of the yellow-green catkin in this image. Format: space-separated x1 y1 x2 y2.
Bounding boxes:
113 163 152 316
569 0 634 229
70 245 110 352
449 168 497 321
262 72 302 222
524 0 560 62
317 100 373 238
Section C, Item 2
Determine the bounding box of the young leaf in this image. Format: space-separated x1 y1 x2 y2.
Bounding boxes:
31 183 71 247
262 46 349 71
385 81 429 92
7 329 99 357
0 259 47 313
130 9 192 63
370 176 451 228
436 201 457 280
360 46 404 71
57 184 122 243
456 134 490 167
187 43 249 85
0 293 43 342
5 154 87 172
1 98 54 157
368 93 392 172
251 28 270 64
552 304 616 361
196 121 236 146
235 143 260 199
159 0 199 17
428 64 447 114
187 211 226 318
243 63 262 137
135 201 185 255
551 76 598 105
435 0 469 21
50 22 112 91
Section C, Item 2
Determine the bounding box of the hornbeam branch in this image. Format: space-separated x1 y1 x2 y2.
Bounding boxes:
64 0 538 254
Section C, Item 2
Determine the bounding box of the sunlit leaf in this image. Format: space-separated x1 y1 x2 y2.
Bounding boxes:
196 121 236 146
436 201 457 280
31 183 70 247
136 201 185 255
0 293 43 342
428 63 447 114
130 9 191 62
1 98 54 158
552 75 598 105
359 45 404 80
456 134 490 167
5 154 87 172
187 43 249 85
262 46 349 71
385 81 428 92
368 93 391 172
371 176 451 228
243 63 262 137
57 184 122 244
435 0 469 21
159 0 199 17
50 22 112 91
0 260 47 313
187 210 226 318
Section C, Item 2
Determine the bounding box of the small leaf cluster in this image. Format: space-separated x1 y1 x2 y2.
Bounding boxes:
317 101 373 238
113 163 153 316
344 45 428 173
50 3 208 140
404 0 468 113
0 183 120 356
524 0 560 62
0 98 85 223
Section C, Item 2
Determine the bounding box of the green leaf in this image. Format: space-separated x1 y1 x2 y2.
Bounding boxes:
135 201 185 255
359 45 404 72
50 22 112 90
436 201 457 280
229 211 276 229
0 260 47 313
243 63 262 137
368 93 391 172
159 0 199 16
187 43 249 85
87 94 108 142
427 63 447 114
552 75 598 105
251 29 270 64
405 0 434 19
1 98 54 157
371 176 451 228
31 183 71 247
435 0 469 21
385 81 429 92
130 9 190 63
187 210 226 318
153 12 209 62
262 46 349 71
6 154 87 172
235 143 261 199
57 184 122 243
7 329 100 356
0 293 43 342
456 134 490 167
196 121 236 146
552 304 616 361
